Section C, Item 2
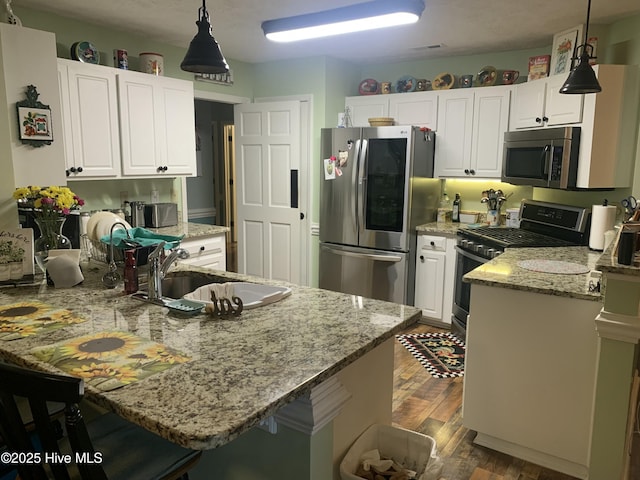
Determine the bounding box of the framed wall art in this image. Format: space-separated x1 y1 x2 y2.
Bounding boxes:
550 25 584 76
15 85 54 147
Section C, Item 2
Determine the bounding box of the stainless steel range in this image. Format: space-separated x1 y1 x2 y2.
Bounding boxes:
452 200 591 334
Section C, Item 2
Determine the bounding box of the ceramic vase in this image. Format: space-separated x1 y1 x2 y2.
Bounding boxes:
33 216 72 273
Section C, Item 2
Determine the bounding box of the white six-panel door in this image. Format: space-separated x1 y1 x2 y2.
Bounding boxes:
234 101 301 284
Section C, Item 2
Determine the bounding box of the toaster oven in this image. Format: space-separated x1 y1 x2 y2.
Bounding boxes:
144 203 178 228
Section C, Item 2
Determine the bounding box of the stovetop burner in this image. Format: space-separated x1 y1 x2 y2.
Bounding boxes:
461 226 576 248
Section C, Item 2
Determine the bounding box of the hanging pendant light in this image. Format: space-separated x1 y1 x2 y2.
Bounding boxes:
181 0 229 74
559 0 601 94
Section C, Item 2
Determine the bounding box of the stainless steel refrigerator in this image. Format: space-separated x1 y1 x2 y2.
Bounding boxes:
319 126 440 305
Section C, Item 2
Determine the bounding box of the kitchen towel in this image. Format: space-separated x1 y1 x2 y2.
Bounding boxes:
589 205 617 250
100 227 183 249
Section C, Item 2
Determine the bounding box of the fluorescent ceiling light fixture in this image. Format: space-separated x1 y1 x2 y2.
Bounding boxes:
262 0 425 43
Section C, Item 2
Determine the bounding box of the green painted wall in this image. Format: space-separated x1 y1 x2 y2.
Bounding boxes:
13 6 255 99
359 47 547 93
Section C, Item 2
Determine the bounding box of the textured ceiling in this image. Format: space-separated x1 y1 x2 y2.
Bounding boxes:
12 0 640 65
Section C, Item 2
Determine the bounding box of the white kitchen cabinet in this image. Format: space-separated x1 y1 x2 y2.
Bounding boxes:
414 234 455 325
388 91 438 129
509 74 583 130
345 91 437 128
57 59 121 179
463 284 601 478
177 233 226 271
118 71 197 176
344 95 389 127
434 87 510 179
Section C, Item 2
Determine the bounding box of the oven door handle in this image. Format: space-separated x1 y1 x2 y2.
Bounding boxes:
455 246 489 264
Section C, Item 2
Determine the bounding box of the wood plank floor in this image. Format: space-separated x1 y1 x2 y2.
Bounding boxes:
391 322 579 480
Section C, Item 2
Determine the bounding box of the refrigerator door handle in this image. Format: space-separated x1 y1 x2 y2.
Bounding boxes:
357 138 368 235
321 245 402 263
354 138 361 231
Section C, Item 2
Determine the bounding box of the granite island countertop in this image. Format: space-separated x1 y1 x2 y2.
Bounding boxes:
0 264 420 450
464 246 603 301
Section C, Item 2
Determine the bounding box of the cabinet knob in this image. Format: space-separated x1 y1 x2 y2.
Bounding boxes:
542 116 549 123
65 169 70 177
77 166 83 173
69 167 76 173
535 117 542 123
469 169 476 175
419 255 424 262
157 166 169 172
199 246 205 251
430 241 435 246
464 169 470 175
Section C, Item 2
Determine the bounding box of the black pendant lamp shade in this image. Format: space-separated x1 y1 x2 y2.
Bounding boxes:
181 0 229 74
559 0 601 94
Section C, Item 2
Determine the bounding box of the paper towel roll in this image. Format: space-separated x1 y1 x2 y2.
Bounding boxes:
589 205 617 250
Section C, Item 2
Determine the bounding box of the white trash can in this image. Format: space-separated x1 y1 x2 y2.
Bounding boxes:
339 424 443 480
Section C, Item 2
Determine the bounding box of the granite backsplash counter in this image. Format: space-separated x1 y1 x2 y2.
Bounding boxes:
0 264 420 449
150 222 229 239
464 246 603 301
416 221 464 237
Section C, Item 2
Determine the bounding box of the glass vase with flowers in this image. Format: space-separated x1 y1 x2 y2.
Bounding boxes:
13 186 85 273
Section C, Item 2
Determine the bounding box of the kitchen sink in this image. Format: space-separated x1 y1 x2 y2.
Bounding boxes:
160 272 230 299
132 271 291 310
133 271 236 305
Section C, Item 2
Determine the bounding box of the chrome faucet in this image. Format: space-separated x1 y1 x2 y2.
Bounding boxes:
147 241 189 303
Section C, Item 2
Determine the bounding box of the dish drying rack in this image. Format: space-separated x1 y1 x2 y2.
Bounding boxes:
82 225 153 268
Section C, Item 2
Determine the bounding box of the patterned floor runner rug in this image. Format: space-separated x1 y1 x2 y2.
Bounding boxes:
396 332 465 378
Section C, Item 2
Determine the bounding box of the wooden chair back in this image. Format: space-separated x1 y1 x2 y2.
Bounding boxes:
0 362 108 480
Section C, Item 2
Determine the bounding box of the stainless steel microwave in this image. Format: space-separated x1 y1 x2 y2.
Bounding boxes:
502 127 581 189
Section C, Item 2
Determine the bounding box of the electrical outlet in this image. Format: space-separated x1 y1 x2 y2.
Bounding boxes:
120 191 128 205
150 190 159 203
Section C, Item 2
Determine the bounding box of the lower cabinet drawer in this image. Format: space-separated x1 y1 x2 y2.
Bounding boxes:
178 234 226 271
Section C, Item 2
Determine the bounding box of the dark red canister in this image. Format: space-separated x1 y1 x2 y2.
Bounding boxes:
113 49 128 70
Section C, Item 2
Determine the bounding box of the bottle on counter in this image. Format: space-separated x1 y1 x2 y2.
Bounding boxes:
437 192 452 223
452 193 461 223
123 249 139 294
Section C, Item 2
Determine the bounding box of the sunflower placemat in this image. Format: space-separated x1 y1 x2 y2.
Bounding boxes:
0 301 86 340
30 331 191 392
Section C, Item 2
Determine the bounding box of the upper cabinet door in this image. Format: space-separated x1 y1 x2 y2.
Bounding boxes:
544 74 584 126
118 72 196 176
159 77 197 175
388 91 438 129
509 80 546 129
471 87 511 178
344 96 389 127
118 74 164 176
433 90 474 178
59 59 121 178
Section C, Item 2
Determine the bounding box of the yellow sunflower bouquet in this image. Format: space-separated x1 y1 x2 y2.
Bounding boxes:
13 186 85 215
13 187 85 270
